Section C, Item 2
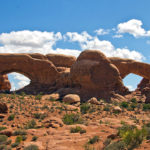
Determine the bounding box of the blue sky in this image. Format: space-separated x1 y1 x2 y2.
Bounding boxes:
0 0 150 91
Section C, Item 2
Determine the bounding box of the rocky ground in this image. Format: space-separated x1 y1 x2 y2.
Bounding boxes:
0 93 150 150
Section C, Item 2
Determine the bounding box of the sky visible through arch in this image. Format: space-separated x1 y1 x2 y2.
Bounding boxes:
0 0 150 91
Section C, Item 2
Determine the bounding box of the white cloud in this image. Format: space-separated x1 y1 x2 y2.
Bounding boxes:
65 33 144 61
8 73 30 91
117 19 150 37
113 34 123 38
126 85 135 91
64 31 92 43
94 28 110 35
0 30 62 54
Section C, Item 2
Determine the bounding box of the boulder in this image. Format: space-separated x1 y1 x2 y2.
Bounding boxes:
42 93 60 101
0 102 8 113
63 94 80 104
113 106 122 113
88 97 100 105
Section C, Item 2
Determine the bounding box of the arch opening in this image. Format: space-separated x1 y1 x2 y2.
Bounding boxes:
7 72 31 91
123 73 142 92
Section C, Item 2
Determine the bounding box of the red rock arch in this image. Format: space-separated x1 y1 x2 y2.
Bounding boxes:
110 57 150 80
0 53 60 85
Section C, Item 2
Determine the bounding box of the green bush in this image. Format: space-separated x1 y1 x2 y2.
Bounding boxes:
104 141 125 150
0 135 8 144
63 113 84 125
7 114 15 121
11 142 19 148
88 136 100 144
120 102 128 108
103 105 110 111
118 123 147 150
15 136 22 143
22 135 27 141
24 144 39 150
13 130 27 135
25 119 37 129
143 104 150 111
32 136 38 141
70 126 86 134
33 113 46 120
80 103 91 114
0 126 7 131
131 98 137 103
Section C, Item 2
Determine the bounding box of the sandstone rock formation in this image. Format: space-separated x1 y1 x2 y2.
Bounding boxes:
0 102 8 113
70 50 128 100
1 50 150 102
137 78 150 103
63 94 80 104
0 75 11 91
110 57 150 79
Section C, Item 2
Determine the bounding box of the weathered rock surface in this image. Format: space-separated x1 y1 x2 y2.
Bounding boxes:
0 75 11 91
63 94 80 104
70 50 128 100
110 57 150 80
88 97 100 105
43 117 64 128
137 78 150 103
0 102 8 113
46 54 76 68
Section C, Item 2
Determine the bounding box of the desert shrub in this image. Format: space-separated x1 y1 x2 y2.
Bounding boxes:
80 103 91 114
0 135 8 144
33 113 47 120
118 124 147 150
70 126 86 134
35 93 42 100
143 104 150 111
15 136 22 143
104 141 125 150
131 98 137 103
0 145 7 150
63 113 84 125
120 102 128 108
24 144 39 150
32 136 38 141
88 136 100 144
22 135 27 141
7 114 15 121
0 126 7 131
11 142 19 148
25 119 37 129
103 105 110 111
130 103 137 111
13 130 27 135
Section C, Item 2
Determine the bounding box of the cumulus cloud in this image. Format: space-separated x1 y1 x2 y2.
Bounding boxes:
94 28 110 35
0 30 62 54
126 85 135 91
65 33 144 61
117 19 150 37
